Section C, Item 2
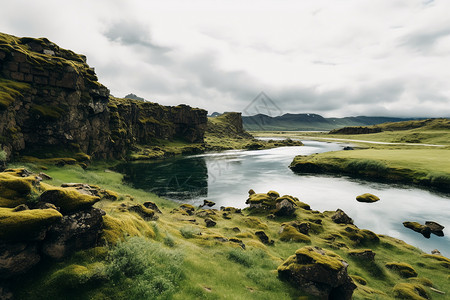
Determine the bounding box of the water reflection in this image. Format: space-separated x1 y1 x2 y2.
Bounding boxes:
115 156 208 200
117 141 450 256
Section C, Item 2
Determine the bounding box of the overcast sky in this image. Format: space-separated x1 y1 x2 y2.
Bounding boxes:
1 0 450 117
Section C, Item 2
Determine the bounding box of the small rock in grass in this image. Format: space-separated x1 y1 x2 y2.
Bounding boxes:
332 209 353 225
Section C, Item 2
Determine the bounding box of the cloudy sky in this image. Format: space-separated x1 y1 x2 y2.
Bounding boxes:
1 0 450 117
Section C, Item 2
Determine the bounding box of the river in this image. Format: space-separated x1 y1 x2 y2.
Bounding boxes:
116 140 450 256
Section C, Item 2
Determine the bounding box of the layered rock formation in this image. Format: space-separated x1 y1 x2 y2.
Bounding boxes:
0 168 106 293
0 32 207 160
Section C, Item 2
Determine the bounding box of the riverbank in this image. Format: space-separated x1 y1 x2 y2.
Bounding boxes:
290 148 450 192
3 162 450 299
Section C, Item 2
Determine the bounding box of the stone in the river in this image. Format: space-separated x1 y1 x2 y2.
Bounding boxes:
425 221 444 237
356 193 380 203
403 221 431 238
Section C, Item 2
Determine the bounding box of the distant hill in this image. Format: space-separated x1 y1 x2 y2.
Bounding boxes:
124 93 145 101
242 113 417 131
208 112 222 117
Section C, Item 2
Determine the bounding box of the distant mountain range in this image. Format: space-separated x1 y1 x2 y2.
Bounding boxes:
242 113 417 131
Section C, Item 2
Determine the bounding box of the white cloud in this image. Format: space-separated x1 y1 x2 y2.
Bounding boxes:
1 0 450 117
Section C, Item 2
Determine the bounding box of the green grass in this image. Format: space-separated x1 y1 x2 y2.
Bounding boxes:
5 157 450 299
290 148 450 191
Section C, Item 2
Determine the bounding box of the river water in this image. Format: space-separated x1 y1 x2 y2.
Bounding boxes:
116 140 450 256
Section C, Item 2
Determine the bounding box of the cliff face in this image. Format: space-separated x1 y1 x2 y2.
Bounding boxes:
109 98 207 158
0 33 207 159
206 112 253 139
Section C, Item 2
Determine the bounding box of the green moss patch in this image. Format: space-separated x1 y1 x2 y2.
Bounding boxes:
279 225 311 243
386 262 418 278
393 282 429 300
39 187 100 214
0 207 62 240
30 104 65 121
356 193 380 203
102 214 155 244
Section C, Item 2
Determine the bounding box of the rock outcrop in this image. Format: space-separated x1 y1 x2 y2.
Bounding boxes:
0 32 207 160
278 246 356 299
0 169 106 282
206 112 253 140
246 190 309 216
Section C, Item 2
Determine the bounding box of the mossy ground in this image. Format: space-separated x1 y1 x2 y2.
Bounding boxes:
5 161 450 299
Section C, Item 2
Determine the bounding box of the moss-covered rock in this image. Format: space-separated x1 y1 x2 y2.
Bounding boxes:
128 204 157 221
0 207 62 241
386 262 418 278
241 216 268 229
392 282 429 300
278 246 356 299
0 170 36 207
341 226 380 245
420 253 450 269
279 225 311 243
39 187 100 214
331 208 353 224
403 222 431 239
356 193 380 203
348 249 376 262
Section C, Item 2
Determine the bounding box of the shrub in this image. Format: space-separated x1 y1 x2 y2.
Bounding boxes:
226 248 256 267
179 226 201 239
0 150 7 162
105 236 184 299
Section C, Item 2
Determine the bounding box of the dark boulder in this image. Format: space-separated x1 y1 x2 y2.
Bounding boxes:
41 207 105 259
278 246 356 299
204 218 216 227
143 201 162 214
425 221 444 237
0 242 40 279
403 222 431 238
255 231 274 245
332 209 354 225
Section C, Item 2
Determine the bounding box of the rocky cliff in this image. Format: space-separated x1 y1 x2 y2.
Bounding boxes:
206 112 253 139
0 32 207 160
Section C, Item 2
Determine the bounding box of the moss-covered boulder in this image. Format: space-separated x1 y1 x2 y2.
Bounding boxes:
128 204 157 221
41 207 106 259
348 249 376 262
356 193 380 203
0 169 38 208
386 262 418 278
279 225 311 243
332 208 354 224
341 226 380 245
0 207 62 241
393 282 429 300
39 187 100 214
278 246 356 299
403 221 431 239
246 193 274 208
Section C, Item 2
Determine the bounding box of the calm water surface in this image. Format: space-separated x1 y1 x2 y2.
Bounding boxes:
116 140 450 256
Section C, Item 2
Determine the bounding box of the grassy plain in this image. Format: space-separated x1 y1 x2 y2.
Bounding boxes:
6 162 450 300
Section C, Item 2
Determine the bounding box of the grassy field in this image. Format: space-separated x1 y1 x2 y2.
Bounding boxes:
6 161 450 299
